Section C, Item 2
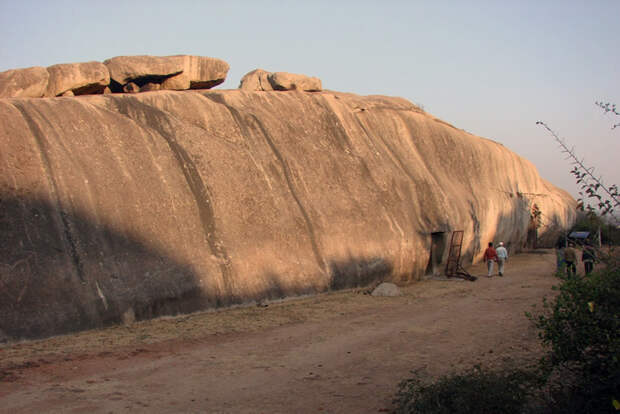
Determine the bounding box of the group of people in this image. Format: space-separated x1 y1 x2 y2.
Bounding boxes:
556 239 597 276
483 241 508 277
481 238 597 278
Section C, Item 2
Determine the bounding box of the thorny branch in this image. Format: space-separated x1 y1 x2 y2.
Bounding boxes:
535 121 619 222
595 101 620 129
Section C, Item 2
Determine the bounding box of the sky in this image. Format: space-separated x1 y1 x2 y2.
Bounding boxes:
1 0 619 203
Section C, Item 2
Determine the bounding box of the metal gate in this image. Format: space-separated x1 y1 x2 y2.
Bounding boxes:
445 230 476 281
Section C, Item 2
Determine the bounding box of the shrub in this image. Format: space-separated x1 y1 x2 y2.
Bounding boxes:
392 366 538 414
532 263 620 413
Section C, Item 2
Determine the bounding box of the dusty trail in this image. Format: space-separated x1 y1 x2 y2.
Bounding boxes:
0 250 558 413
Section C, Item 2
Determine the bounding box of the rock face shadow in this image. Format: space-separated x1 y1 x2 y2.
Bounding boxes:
0 195 207 342
328 257 393 290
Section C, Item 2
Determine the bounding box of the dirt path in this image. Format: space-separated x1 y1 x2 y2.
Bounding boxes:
0 250 558 413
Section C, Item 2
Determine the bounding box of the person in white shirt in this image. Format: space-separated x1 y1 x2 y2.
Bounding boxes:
496 242 508 276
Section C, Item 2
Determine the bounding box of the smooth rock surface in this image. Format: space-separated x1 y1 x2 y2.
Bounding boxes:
0 90 575 340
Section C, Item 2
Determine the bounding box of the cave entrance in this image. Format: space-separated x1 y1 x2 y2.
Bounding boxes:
425 232 446 276
526 204 541 249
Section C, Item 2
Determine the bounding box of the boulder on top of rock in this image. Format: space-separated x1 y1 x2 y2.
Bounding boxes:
103 55 185 86
238 69 274 91
371 282 402 297
0 66 49 98
268 72 322 92
45 61 110 97
161 55 229 90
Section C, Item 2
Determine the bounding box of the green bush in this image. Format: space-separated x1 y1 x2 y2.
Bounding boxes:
392 366 538 414
393 255 620 414
532 262 620 413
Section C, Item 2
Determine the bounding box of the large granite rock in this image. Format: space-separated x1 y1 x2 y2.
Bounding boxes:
0 90 575 340
103 55 185 86
45 61 110 97
161 55 229 90
238 69 274 91
0 66 49 98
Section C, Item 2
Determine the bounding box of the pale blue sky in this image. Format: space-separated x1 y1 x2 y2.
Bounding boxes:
1 0 619 201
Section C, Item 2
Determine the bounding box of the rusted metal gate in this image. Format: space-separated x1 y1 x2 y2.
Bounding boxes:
445 230 476 281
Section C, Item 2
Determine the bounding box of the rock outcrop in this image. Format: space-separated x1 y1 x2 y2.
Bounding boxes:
0 89 575 341
161 55 230 90
0 55 229 98
0 66 49 98
239 69 322 91
45 61 109 97
239 69 273 91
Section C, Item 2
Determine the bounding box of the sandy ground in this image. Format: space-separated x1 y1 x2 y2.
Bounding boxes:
0 250 559 413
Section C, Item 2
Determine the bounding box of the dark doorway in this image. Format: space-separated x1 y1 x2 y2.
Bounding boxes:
526 204 541 249
425 232 446 276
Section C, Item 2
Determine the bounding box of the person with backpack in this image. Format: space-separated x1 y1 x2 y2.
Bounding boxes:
564 242 577 276
582 242 596 275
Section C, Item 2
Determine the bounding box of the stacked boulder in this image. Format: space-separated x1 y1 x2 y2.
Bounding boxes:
0 55 229 98
239 69 322 92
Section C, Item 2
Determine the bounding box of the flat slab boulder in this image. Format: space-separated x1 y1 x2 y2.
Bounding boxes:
269 72 322 92
161 55 229 90
103 55 185 86
45 61 110 97
239 69 274 91
0 66 49 98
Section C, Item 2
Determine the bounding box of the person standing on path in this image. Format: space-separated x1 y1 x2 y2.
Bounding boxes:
581 242 596 275
555 238 566 275
564 242 577 276
483 242 498 277
496 242 508 276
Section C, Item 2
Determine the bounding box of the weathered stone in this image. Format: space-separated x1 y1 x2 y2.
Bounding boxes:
0 90 575 341
238 69 274 91
61 90 74 97
161 55 229 90
0 66 49 98
123 82 140 93
140 82 161 92
45 61 109 97
103 55 185 85
103 86 112 94
371 282 402 297
268 72 322 91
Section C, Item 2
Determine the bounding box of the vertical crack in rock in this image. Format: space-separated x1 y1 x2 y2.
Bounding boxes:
203 94 327 275
11 102 86 283
109 98 235 295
